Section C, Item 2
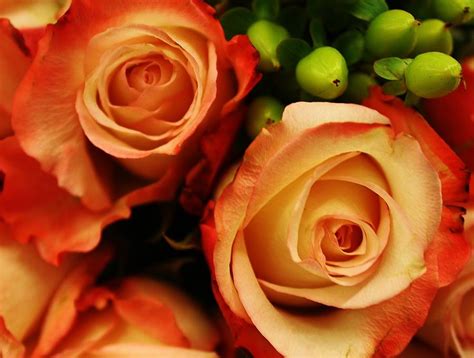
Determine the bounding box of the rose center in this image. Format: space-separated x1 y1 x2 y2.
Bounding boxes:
334 225 363 253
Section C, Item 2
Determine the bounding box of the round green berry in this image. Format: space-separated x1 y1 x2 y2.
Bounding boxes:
433 0 474 24
245 96 284 138
365 10 420 58
295 47 348 100
247 20 289 72
412 19 453 56
405 52 462 98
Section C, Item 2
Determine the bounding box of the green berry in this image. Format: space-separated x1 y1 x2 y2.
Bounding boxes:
247 20 289 72
433 0 474 24
365 10 420 58
344 73 377 103
412 19 453 56
295 47 348 100
245 96 284 138
405 52 462 98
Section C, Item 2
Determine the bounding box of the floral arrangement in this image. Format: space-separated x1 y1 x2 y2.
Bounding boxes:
0 0 473 357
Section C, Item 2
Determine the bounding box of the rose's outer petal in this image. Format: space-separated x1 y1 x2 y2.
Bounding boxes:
31 246 112 357
0 318 25 358
114 278 220 351
180 109 245 215
0 222 77 342
20 27 47 56
0 0 71 29
0 137 130 264
364 87 470 287
0 19 30 139
11 0 233 211
201 206 282 358
221 35 262 115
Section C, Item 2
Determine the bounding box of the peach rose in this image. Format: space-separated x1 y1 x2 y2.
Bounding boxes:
0 236 221 357
417 195 474 357
0 0 259 262
201 88 470 356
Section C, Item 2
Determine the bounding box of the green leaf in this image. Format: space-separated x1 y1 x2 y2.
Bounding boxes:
277 6 307 38
333 30 364 66
373 57 410 81
277 38 312 70
382 80 407 96
220 7 257 40
404 91 420 106
309 18 327 48
349 0 388 21
252 0 279 20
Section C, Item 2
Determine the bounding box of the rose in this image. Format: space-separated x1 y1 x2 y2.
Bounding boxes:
13 0 259 207
416 196 474 357
201 88 470 356
0 0 259 262
423 57 474 170
0 234 221 357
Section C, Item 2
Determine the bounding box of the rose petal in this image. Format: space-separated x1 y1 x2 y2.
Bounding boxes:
0 19 30 139
0 317 25 358
0 137 130 264
31 246 112 357
0 222 76 341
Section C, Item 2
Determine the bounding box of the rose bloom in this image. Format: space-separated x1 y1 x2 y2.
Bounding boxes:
0 0 258 263
0 231 220 358
201 88 470 356
416 194 474 357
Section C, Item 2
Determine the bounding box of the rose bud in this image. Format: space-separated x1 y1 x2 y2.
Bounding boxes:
201 87 470 356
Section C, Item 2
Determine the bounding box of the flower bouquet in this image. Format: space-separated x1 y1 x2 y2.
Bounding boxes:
1 0 473 357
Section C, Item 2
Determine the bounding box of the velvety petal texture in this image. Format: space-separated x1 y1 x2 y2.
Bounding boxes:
202 89 470 357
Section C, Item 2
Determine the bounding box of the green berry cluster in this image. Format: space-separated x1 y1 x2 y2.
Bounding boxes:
218 0 474 136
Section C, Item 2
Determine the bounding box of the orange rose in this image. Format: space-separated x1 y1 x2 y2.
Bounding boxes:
0 235 221 357
201 88 470 356
0 0 259 262
417 194 474 357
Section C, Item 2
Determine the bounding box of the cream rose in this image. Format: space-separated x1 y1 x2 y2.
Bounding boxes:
201 89 470 357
